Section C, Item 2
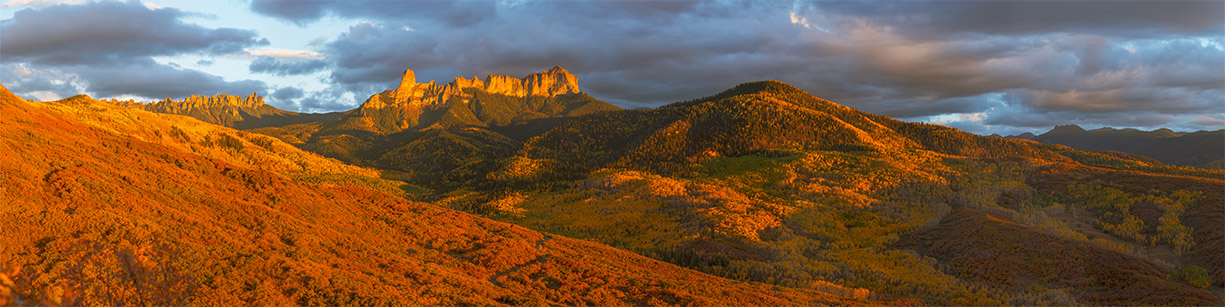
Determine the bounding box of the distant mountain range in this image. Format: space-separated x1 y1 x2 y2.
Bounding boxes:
1003 125 1224 169
9 67 1222 305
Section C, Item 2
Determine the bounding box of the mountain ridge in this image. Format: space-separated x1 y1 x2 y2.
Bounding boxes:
1008 124 1224 169
100 92 346 130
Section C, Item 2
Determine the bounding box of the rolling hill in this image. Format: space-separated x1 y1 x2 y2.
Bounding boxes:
1009 125 1225 169
0 84 874 306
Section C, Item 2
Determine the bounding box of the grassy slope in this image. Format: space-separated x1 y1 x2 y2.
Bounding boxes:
0 86 865 306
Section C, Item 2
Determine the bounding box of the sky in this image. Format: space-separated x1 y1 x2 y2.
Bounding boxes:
1 0 1222 135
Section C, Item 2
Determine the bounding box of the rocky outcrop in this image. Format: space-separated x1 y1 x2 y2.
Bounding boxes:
366 66 583 111
343 65 619 134
524 66 580 97
146 93 267 112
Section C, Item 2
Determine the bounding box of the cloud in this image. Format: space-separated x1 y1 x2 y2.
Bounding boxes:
0 64 83 98
249 0 496 27
248 56 328 76
291 87 358 113
77 59 268 99
244 48 323 60
812 1 1225 38
0 1 268 65
271 86 305 100
0 0 270 101
1189 115 1225 127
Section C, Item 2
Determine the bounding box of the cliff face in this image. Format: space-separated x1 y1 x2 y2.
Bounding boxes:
145 93 267 112
367 66 582 111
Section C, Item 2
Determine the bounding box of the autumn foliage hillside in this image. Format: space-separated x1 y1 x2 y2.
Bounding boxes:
0 85 866 305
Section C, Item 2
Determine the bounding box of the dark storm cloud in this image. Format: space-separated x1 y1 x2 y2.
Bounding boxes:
249 57 328 76
0 0 268 65
262 1 1222 133
0 0 271 101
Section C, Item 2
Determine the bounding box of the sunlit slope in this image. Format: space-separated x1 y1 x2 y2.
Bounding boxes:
0 85 864 306
466 81 1222 305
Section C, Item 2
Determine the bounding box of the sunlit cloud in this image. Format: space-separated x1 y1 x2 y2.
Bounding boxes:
243 48 324 60
929 112 988 125
790 12 810 28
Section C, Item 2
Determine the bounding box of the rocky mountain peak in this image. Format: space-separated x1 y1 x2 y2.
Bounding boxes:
524 65 580 96
149 93 266 110
393 69 419 102
368 66 586 110
135 92 292 127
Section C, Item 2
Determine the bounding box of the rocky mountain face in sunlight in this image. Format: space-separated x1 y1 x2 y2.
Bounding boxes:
352 66 602 133
381 66 581 108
